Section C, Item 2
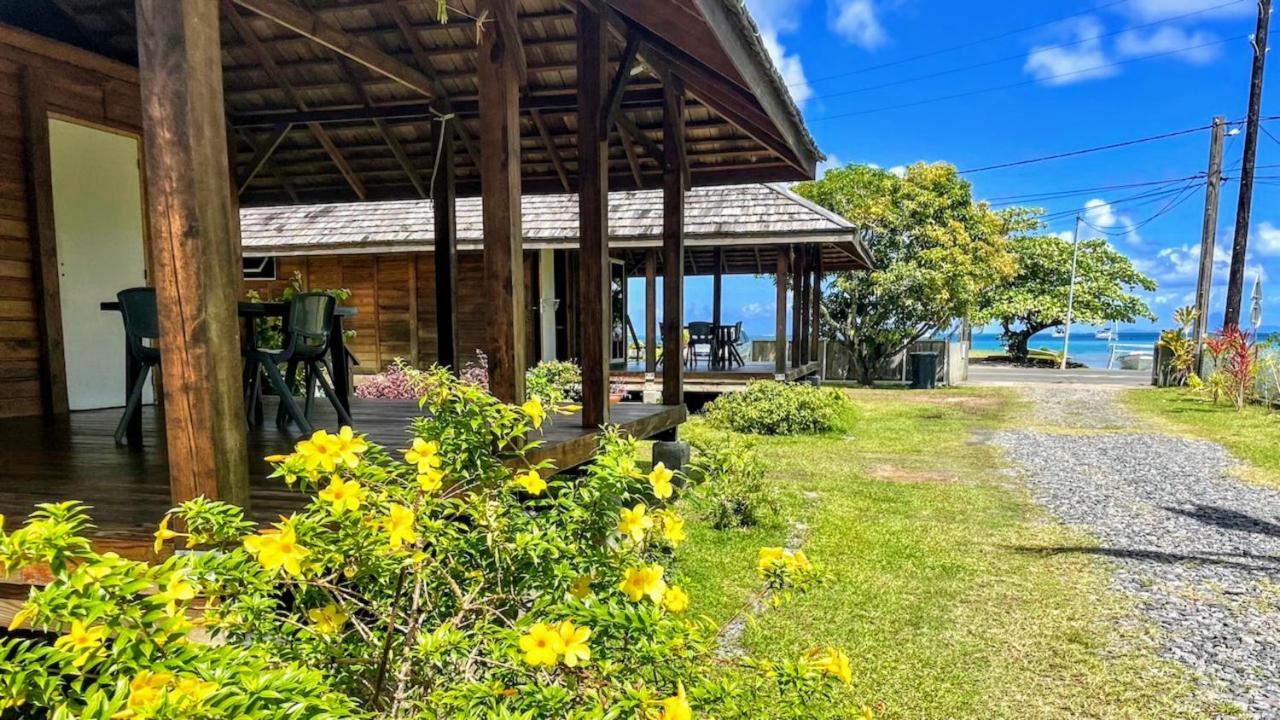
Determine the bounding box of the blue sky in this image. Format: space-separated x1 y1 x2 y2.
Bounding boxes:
631 0 1279 337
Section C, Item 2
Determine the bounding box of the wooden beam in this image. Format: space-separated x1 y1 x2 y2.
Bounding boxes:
137 0 250 508
602 30 642 130
791 243 804 369
798 245 811 365
19 67 69 416
477 0 526 403
221 0 367 199
578 0 610 427
433 120 458 371
236 122 291 193
645 248 657 376
811 244 822 363
234 127 300 202
661 73 686 407
775 246 788 378
616 121 644 187
711 246 723 327
231 0 436 98
529 109 571 193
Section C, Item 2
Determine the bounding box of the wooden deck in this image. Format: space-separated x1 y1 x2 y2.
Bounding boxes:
0 398 685 543
614 361 820 393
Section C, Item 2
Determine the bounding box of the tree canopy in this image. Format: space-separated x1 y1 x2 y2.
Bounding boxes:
973 231 1157 359
795 162 1017 383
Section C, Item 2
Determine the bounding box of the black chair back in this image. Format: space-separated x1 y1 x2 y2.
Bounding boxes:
283 292 337 360
687 321 714 343
116 287 160 362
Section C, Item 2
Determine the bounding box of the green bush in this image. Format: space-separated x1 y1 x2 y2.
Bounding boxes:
525 360 583 406
687 435 779 530
703 381 849 435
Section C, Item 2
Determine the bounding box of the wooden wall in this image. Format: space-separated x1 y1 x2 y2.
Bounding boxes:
247 251 540 375
0 27 143 418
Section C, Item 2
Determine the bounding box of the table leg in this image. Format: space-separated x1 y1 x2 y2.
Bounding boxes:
330 316 351 414
125 347 143 447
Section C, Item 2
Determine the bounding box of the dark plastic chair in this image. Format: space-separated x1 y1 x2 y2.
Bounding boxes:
687 322 714 368
728 321 746 368
244 293 352 434
114 288 161 446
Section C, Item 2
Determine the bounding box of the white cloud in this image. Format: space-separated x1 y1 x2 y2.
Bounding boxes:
1083 197 1142 246
1115 26 1221 64
1140 242 1268 286
740 302 775 319
745 0 813 108
887 165 907 177
817 154 843 177
1024 17 1117 86
1121 0 1255 22
830 0 887 49
1255 221 1280 256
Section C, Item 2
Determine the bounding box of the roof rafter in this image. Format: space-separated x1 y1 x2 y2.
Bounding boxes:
529 109 572 192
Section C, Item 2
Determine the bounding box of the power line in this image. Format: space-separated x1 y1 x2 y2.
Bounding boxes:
790 0 1136 89
960 125 1213 174
984 174 1206 204
800 0 1250 104
1036 181 1206 222
805 34 1247 124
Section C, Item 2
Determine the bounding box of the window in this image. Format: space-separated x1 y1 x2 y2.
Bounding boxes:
243 256 277 281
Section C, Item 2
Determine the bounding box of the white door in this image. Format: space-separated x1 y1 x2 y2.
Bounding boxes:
49 118 150 410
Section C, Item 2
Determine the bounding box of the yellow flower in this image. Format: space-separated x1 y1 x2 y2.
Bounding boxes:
7 605 34 631
296 430 342 472
518 622 563 667
263 454 291 463
556 620 591 667
757 547 788 575
618 565 667 603
860 707 875 720
661 586 690 614
54 619 105 667
332 426 368 468
515 469 547 496
153 514 180 554
318 476 365 514
657 682 693 720
157 572 197 617
649 462 675 499
173 677 218 704
308 604 348 635
127 670 173 708
656 510 686 546
522 398 546 429
810 646 853 684
418 468 446 493
788 550 813 573
569 575 593 600
617 503 653 542
383 503 419 550
403 438 443 473
243 525 309 577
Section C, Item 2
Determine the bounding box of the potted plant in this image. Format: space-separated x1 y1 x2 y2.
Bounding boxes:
609 379 627 403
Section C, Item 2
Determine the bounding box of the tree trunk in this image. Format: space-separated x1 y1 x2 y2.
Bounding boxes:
1009 332 1032 361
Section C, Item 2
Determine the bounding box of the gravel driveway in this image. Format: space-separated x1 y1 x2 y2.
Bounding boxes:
991 384 1280 718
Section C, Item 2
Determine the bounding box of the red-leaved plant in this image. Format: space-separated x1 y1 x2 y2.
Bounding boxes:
1204 326 1257 411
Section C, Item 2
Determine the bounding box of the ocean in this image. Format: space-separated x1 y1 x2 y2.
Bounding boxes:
970 330 1160 369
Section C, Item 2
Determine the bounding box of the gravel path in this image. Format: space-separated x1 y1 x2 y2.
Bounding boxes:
992 384 1280 718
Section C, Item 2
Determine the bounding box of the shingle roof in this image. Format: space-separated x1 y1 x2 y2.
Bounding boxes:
240 184 863 257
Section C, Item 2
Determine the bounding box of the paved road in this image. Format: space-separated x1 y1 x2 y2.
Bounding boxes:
989 384 1280 718
967 362 1151 387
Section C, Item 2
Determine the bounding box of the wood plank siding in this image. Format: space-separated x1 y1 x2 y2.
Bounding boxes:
0 27 143 419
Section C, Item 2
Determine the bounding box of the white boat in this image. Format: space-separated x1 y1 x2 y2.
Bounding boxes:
1051 326 1066 338
1095 325 1115 341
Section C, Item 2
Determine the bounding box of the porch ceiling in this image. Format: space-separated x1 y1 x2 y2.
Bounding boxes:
39 0 822 204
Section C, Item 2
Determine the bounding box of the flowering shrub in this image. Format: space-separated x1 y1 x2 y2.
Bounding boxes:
686 435 779 530
703 381 849 435
525 360 583 406
353 359 421 400
1201 327 1258 411
1156 306 1197 387
0 367 859 718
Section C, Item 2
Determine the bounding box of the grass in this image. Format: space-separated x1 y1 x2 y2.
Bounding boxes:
1124 387 1280 489
672 387 1219 719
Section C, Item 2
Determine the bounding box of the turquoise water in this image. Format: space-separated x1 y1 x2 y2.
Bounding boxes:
970 330 1159 369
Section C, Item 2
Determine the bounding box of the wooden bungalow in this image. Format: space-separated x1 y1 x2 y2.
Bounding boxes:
237 183 872 384
0 0 826 579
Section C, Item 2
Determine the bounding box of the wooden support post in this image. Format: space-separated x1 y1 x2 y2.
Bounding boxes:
136 0 249 508
798 245 811 365
791 244 804 369
774 246 789 379
433 120 458 371
477 0 525 403
712 247 723 328
19 67 69 416
578 0 609 427
645 249 657 375
661 73 686 407
811 245 823 364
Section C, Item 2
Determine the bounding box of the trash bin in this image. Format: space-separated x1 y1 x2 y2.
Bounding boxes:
909 351 937 389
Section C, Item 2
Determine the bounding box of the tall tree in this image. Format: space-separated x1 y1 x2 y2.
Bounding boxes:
974 232 1157 360
796 163 1016 384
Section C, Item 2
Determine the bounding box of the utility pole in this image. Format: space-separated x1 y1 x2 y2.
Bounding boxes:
1061 214 1083 371
1225 0 1272 328
1193 116 1227 354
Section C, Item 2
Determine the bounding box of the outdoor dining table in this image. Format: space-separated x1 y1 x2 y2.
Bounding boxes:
101 300 357 443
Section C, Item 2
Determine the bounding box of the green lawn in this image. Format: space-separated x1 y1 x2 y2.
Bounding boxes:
1125 387 1280 488
672 388 1218 719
